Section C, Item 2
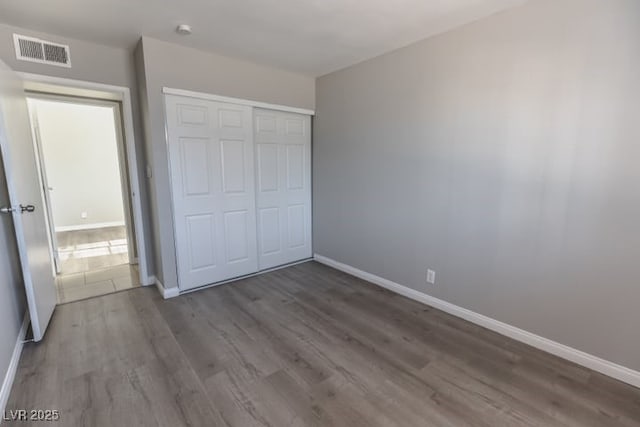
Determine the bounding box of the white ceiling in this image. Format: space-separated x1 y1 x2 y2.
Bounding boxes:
0 0 526 76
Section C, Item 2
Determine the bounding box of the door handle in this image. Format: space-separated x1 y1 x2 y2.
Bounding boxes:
0 206 16 214
20 204 35 213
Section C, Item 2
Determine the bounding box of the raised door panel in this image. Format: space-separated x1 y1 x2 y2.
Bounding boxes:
286 144 305 190
256 114 277 134
177 104 208 127
219 109 244 129
186 214 216 270
221 140 246 194
287 204 306 249
285 118 305 136
180 138 211 197
224 210 251 263
257 144 278 193
258 207 281 256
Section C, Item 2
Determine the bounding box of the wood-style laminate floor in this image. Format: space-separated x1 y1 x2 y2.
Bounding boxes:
7 262 640 426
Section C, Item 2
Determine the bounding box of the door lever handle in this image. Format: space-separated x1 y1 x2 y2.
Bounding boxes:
0 206 16 214
20 204 35 213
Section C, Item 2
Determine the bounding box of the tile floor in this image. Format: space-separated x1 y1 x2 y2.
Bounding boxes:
56 226 130 275
56 263 141 304
54 226 140 304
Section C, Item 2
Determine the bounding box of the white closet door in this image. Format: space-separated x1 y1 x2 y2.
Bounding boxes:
166 95 258 290
254 109 312 270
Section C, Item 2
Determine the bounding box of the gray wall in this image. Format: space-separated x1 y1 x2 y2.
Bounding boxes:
136 37 315 289
314 0 640 371
0 24 136 88
0 24 155 275
0 149 26 395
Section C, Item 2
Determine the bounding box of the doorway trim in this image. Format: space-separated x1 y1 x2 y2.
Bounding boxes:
18 72 152 287
27 94 136 274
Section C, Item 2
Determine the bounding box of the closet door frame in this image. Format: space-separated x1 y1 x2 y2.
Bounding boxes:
163 88 314 293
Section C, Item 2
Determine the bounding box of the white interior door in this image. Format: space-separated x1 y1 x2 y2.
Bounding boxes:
254 109 312 270
0 60 56 341
28 104 61 274
166 95 258 290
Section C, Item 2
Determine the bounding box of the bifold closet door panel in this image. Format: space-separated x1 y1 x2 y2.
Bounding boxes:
254 109 312 270
165 95 258 290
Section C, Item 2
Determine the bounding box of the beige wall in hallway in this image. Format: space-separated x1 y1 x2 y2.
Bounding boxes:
32 99 126 230
314 0 640 370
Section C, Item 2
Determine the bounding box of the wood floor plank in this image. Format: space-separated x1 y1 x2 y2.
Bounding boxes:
6 261 640 426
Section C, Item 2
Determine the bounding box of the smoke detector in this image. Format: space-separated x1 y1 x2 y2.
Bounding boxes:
176 24 192 35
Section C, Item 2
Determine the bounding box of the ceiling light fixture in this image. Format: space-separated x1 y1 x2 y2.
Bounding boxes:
176 24 192 35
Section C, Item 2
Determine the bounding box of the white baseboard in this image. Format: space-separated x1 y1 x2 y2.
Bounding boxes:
152 276 179 299
314 254 640 389
0 314 29 416
55 221 125 232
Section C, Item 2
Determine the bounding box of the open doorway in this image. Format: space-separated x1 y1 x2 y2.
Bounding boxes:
27 94 140 303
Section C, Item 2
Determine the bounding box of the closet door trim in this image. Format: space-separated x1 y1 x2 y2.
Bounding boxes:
163 87 315 116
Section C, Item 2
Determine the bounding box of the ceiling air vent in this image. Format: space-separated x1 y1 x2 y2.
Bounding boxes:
13 34 71 67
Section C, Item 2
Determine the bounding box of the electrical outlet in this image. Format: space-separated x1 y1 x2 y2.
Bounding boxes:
81 212 88 219
426 269 436 284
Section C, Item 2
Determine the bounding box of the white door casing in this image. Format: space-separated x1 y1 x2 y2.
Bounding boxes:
166 95 258 290
0 60 56 341
18 72 151 287
254 109 312 270
28 103 61 275
28 95 137 267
